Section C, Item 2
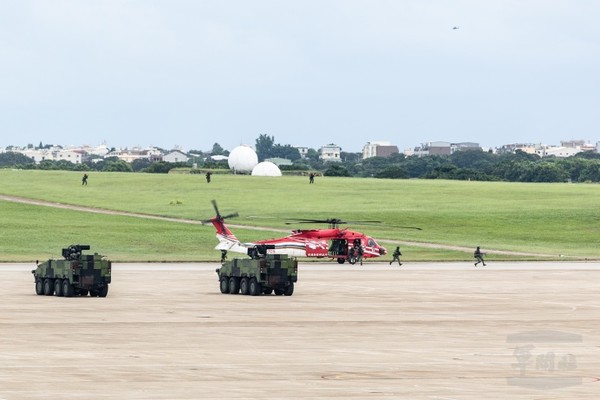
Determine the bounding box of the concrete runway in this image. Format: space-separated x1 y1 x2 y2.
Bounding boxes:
0 262 598 399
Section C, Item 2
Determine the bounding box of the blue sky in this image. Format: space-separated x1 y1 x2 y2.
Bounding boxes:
1 0 599 153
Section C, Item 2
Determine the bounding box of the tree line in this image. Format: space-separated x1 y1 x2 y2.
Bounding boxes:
3 136 600 183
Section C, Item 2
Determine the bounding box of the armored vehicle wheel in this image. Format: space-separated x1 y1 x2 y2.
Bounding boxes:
54 279 64 297
274 289 284 296
98 285 109 298
229 277 240 294
240 277 250 295
35 278 44 295
337 258 345 264
220 276 229 294
79 290 89 297
89 289 99 297
249 278 262 296
43 279 54 296
284 282 294 296
62 279 74 297
262 288 273 295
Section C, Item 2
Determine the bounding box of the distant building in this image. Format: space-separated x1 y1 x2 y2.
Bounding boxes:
82 144 110 157
293 146 309 159
580 143 596 152
559 140 596 153
107 147 162 163
539 146 582 158
54 149 86 164
406 141 481 157
451 142 481 152
497 143 539 155
427 141 452 156
16 147 88 164
319 144 341 162
163 150 190 163
561 140 585 148
362 141 399 159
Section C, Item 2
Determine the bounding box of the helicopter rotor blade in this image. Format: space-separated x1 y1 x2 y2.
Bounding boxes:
284 218 386 226
284 218 334 223
211 199 220 217
221 212 239 220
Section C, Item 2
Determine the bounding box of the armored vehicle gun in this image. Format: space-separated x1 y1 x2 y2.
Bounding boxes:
216 245 297 296
32 245 111 297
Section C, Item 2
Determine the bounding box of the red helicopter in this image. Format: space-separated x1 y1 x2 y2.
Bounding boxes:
202 201 418 264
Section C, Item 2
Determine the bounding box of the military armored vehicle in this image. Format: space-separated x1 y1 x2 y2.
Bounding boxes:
32 245 111 297
216 245 297 296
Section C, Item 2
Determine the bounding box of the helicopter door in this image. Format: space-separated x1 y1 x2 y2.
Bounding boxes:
328 239 348 256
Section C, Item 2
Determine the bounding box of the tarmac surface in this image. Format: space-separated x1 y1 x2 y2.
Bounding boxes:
0 262 598 399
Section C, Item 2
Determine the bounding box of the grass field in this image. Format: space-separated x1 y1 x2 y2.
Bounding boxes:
1 169 599 262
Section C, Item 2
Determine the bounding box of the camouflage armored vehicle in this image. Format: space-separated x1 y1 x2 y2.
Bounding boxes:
216 245 297 296
32 245 111 297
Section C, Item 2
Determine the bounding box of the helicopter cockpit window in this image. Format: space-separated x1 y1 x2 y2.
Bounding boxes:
368 238 376 247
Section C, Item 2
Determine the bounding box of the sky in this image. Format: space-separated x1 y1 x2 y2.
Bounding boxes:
1 0 599 153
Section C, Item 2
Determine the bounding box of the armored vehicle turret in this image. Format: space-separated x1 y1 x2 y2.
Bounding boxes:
32 245 111 297
216 245 297 296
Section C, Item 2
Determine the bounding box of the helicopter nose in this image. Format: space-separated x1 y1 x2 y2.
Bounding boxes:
379 247 387 255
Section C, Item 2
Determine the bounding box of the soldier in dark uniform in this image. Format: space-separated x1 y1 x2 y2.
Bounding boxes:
474 246 486 266
82 173 88 186
357 244 364 265
220 249 227 263
390 246 402 266
205 171 212 183
309 172 315 184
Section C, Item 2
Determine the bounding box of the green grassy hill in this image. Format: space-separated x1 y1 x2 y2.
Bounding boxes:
1 169 599 262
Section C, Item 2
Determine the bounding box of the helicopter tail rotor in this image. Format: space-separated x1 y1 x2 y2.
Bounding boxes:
201 200 239 225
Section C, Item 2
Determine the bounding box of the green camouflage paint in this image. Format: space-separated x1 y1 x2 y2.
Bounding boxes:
216 253 297 296
32 245 111 297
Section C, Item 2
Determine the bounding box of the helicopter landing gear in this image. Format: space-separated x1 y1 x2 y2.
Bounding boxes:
337 258 345 264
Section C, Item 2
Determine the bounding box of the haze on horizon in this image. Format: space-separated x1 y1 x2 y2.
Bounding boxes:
1 1 599 153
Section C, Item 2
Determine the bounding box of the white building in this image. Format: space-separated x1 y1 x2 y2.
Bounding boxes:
498 143 539 155
107 147 162 163
362 141 399 159
82 144 110 157
294 146 309 159
163 150 190 163
54 149 86 164
15 147 87 164
319 144 341 162
539 146 582 158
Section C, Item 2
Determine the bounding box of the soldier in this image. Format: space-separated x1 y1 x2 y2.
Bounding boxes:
81 173 88 186
474 246 486 266
309 172 315 184
220 249 227 263
390 246 402 266
205 171 212 183
357 244 364 265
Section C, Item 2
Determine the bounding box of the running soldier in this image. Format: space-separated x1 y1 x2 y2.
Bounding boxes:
474 246 486 266
390 246 402 266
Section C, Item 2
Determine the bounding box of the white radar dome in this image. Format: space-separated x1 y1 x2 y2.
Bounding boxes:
228 145 258 173
251 161 282 177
